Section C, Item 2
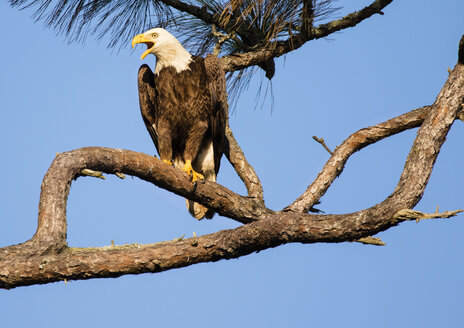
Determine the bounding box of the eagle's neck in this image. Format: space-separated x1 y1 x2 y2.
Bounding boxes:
154 44 192 75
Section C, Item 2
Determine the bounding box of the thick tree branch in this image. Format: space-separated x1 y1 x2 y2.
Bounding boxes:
1 204 460 288
1 41 462 290
386 77 463 209
0 148 271 259
221 0 393 72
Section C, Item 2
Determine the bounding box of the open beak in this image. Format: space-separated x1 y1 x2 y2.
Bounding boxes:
131 34 155 60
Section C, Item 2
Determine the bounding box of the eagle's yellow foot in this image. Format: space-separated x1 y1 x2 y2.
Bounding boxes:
162 159 173 166
182 160 204 182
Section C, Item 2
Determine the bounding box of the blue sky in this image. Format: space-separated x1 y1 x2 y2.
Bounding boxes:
1 1 463 327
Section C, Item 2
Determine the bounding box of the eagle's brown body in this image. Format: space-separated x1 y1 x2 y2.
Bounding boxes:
137 54 227 219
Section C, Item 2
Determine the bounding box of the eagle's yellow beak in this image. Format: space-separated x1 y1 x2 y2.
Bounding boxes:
131 34 155 60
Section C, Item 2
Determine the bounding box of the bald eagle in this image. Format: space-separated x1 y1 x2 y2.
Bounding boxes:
132 28 227 219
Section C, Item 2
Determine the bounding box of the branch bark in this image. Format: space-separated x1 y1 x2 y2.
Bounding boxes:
286 106 431 213
220 0 393 72
1 61 462 289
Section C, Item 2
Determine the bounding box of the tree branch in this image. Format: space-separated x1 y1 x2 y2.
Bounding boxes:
288 61 464 214
1 148 271 258
224 122 264 200
286 106 431 213
221 0 393 72
394 209 463 223
157 0 252 40
388 64 464 207
1 39 462 290
1 202 460 289
312 136 333 155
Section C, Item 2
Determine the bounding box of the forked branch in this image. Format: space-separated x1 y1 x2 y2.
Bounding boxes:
0 36 462 290
287 106 431 213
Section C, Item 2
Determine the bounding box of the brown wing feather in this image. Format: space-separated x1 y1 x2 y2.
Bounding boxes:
137 64 159 154
204 55 228 176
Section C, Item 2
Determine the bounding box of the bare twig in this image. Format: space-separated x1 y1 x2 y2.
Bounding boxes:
212 25 237 56
81 169 106 180
312 136 333 155
115 172 126 179
394 209 464 223
355 236 385 246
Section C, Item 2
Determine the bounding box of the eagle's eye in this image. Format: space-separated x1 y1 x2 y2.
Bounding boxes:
152 33 158 38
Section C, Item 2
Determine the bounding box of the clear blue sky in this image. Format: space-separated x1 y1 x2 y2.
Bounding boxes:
1 1 463 327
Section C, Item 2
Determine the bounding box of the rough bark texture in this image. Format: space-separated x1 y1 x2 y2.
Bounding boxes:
1 60 462 289
1 1 462 290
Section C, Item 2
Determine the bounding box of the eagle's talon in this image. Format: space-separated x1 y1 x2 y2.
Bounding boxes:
191 171 204 183
162 159 173 166
182 160 204 182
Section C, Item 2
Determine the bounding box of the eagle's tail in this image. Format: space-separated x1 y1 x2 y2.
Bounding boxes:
185 170 215 220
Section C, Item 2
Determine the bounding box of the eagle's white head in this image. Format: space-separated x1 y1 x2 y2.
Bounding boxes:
132 28 192 75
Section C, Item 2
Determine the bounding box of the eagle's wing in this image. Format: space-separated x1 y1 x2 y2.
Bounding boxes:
137 64 159 154
204 55 228 175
